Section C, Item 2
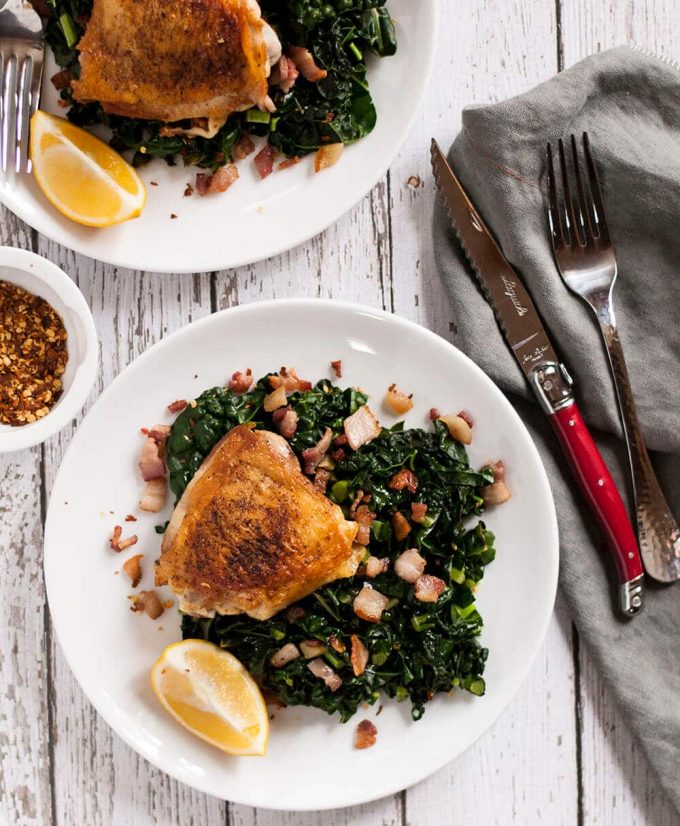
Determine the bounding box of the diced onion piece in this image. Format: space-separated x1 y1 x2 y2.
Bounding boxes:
264 385 287 412
395 548 426 583
344 404 381 451
353 585 390 623
414 575 446 603
299 639 327 658
439 414 472 445
314 143 344 173
271 642 301 668
481 460 511 505
385 383 414 414
350 634 369 676
307 658 342 692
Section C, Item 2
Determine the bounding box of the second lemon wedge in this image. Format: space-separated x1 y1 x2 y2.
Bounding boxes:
151 639 269 756
30 110 146 227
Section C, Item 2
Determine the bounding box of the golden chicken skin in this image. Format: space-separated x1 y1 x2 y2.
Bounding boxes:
156 425 361 621
71 0 279 126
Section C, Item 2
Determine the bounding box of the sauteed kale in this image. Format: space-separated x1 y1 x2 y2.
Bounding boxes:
168 375 498 722
44 0 396 170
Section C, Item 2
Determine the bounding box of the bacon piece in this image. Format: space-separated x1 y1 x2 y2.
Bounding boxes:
365 556 389 579
429 407 441 421
350 635 369 676
278 156 301 171
260 94 277 113
125 514 137 522
228 369 253 393
385 383 414 414
389 468 418 493
289 46 328 82
343 405 381 451
354 719 378 750
395 548 426 583
439 413 472 445
167 399 188 414
328 634 346 653
330 359 343 378
314 468 330 493
51 69 72 90
139 477 167 512
355 505 376 546
270 54 299 92
254 144 275 179
299 639 327 658
278 408 298 439
301 427 332 475
268 367 312 392
457 410 474 428
353 585 389 623
410 502 428 524
139 436 166 481
271 642 301 668
307 658 342 692
122 553 143 588
314 143 343 173
232 134 256 160
129 589 164 619
110 526 138 552
481 461 511 506
414 575 446 603
148 424 171 444
285 605 306 623
195 164 239 196
391 511 412 541
264 386 288 413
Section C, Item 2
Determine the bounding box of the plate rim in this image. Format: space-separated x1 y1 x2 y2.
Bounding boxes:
44 297 559 810
0 1 439 273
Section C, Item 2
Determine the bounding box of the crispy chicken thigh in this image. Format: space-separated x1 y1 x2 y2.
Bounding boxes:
156 425 361 621
72 0 275 123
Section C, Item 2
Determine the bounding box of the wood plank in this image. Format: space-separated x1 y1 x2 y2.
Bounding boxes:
559 3 680 824
35 243 227 826
388 1 579 823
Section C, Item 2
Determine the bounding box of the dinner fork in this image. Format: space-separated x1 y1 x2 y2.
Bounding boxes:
546 132 680 583
0 0 44 175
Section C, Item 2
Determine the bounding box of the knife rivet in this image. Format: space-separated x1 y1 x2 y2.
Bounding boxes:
628 552 634 559
632 595 642 608
544 380 553 391
569 419 575 427
598 479 604 487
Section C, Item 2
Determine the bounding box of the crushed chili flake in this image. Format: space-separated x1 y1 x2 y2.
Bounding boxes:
0 281 68 426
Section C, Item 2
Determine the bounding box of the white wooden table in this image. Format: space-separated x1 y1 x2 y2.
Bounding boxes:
2 2 679 824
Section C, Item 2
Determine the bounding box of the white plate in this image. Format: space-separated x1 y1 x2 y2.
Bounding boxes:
44 299 559 810
0 1 436 273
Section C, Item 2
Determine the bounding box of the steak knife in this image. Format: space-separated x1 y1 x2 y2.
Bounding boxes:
431 140 644 616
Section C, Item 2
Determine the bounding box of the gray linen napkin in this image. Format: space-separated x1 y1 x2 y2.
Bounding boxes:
434 46 680 812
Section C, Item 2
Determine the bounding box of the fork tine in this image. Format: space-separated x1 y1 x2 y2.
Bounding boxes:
570 134 595 245
546 143 567 248
16 56 32 173
582 132 611 245
1 52 18 174
557 137 583 246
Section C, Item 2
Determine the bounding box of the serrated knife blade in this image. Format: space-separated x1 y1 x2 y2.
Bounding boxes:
430 138 644 617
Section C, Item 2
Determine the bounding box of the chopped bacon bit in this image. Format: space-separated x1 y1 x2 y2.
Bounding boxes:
184 183 194 197
167 399 188 414
481 461 511 505
278 156 301 171
129 590 164 619
148 424 171 444
344 405 381 451
272 405 290 425
354 719 378 750
349 490 365 518
264 386 288 412
122 554 143 588
410 502 428 524
332 447 346 462
355 505 377 546
195 163 239 196
261 94 277 113
278 408 299 440
271 643 301 668
301 427 332 474
429 407 441 421
414 575 446 603
289 46 328 82
110 526 138 553
299 639 327 658
334 433 349 447
50 68 71 90
232 134 256 160
254 143 276 179
271 54 300 92
268 367 313 392
365 556 389 579
329 634 346 653
139 436 166 482
439 413 472 445
228 369 253 393
457 410 474 428
139 477 168 513
314 143 344 173
330 359 343 378
385 383 414 414
314 468 330 492
395 548 426 583
285 605 306 624
307 658 342 692
353 585 389 623
350 635 369 676
125 514 137 522
391 511 412 541
389 468 418 493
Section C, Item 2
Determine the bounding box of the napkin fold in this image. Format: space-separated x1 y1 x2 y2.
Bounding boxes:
434 46 680 813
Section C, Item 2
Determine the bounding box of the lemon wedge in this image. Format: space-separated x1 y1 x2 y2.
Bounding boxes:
151 640 269 756
29 110 146 227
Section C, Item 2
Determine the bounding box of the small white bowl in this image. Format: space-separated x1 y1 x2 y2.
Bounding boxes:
0 247 98 452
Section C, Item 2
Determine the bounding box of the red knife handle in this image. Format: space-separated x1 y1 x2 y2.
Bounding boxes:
549 401 644 615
